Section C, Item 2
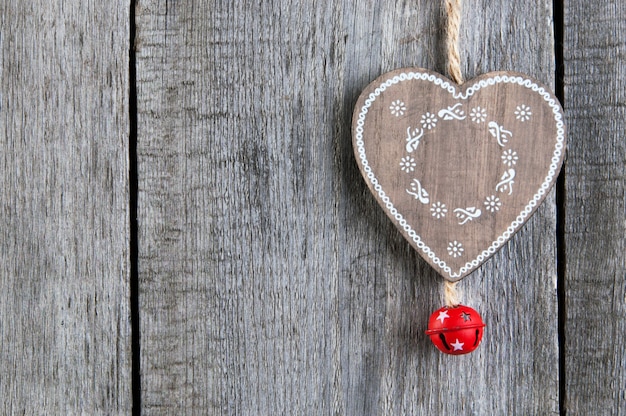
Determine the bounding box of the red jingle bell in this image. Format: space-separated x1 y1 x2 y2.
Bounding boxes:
425 305 485 355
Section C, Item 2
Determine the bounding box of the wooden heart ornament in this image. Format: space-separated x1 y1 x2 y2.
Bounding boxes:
352 68 566 281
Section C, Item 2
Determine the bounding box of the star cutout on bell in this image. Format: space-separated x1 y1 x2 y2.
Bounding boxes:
450 338 465 351
436 310 449 324
460 311 471 322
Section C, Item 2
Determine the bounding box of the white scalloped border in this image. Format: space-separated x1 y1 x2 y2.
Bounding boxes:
354 71 565 280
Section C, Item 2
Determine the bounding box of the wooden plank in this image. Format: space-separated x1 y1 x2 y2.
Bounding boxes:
564 2 626 413
136 1 559 413
0 1 131 413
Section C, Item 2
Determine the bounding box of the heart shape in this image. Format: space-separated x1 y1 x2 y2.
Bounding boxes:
352 68 566 281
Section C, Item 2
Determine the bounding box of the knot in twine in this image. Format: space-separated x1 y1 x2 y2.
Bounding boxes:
444 280 460 307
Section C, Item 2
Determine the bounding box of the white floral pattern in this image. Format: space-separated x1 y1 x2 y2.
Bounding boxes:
483 195 502 213
387 96 529 257
469 106 487 123
390 100 406 117
514 104 531 122
353 71 566 280
420 112 438 130
399 156 417 173
430 202 447 219
447 241 464 258
501 149 519 167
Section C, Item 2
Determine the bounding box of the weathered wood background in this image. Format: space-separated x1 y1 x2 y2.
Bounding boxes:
1 0 624 414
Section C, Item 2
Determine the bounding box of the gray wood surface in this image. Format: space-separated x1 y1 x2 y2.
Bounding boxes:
0 1 131 414
564 1 626 414
4 0 626 413
136 1 559 414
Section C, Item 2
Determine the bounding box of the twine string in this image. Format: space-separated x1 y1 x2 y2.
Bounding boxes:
444 0 464 84
444 280 460 307
441 0 463 306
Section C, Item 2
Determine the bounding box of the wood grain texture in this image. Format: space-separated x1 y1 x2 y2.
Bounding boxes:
0 1 131 413
136 1 559 413
564 1 626 413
